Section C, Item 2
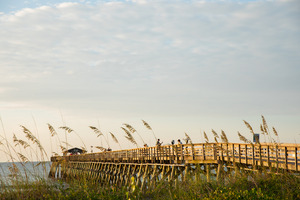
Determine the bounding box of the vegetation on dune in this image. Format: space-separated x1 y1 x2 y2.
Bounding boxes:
1 172 299 200
0 116 299 199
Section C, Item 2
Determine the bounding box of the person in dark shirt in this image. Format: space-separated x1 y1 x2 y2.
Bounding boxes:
156 139 162 146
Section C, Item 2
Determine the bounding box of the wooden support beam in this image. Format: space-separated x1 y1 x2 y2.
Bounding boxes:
184 164 190 181
150 165 158 189
206 164 211 182
216 162 222 182
141 164 149 191
124 164 132 186
136 164 144 187
169 166 175 182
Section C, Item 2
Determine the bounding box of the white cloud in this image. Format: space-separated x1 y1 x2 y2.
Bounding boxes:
56 2 79 8
0 87 16 94
131 0 147 4
0 3 298 165
0 0 299 142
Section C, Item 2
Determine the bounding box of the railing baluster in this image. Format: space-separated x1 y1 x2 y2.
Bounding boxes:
238 144 241 164
295 147 298 171
285 146 288 170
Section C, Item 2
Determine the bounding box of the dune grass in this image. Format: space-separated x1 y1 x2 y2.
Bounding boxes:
0 116 299 199
1 170 299 200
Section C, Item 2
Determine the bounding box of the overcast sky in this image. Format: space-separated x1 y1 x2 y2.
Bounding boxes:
0 0 299 161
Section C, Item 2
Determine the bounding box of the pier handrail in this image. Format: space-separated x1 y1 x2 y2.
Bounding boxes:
51 143 299 171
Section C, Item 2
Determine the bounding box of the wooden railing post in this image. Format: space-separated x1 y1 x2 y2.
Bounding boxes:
181 144 184 161
267 145 270 167
295 147 298 171
226 143 229 162
172 145 175 163
175 145 179 162
285 146 288 170
245 145 248 165
259 144 262 167
232 143 235 163
252 145 255 170
276 145 279 171
213 143 217 161
203 144 206 160
192 144 195 160
238 144 241 164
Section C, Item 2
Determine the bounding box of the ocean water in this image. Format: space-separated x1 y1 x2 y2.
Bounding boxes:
0 161 51 185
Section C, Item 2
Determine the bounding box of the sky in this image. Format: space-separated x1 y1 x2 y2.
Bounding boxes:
0 0 299 162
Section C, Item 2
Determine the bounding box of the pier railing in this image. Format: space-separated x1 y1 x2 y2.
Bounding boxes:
51 143 300 172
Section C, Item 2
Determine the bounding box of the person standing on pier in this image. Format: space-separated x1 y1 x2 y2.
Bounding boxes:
156 139 163 158
156 139 162 146
177 139 183 155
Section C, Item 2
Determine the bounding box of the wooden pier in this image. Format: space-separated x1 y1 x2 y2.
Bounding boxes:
49 143 300 189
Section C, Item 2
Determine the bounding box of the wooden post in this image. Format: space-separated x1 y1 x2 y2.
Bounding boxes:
234 163 240 178
92 162 96 179
259 145 262 168
206 164 211 182
94 163 101 183
136 164 143 187
150 165 158 189
98 163 105 183
213 144 217 161
285 147 288 170
175 167 179 189
238 144 241 164
181 144 184 161
276 146 279 171
194 164 200 182
216 162 222 182
203 144 206 160
267 145 270 168
141 164 149 191
245 145 248 165
192 144 195 160
105 164 111 184
232 143 235 163
252 145 256 170
88 162 93 179
125 164 131 186
119 164 127 186
184 164 189 181
113 164 120 185
221 143 224 161
295 147 298 171
226 143 229 162
169 166 175 182
161 165 166 180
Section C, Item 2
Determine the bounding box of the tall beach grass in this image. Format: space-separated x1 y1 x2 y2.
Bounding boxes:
0 116 299 199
